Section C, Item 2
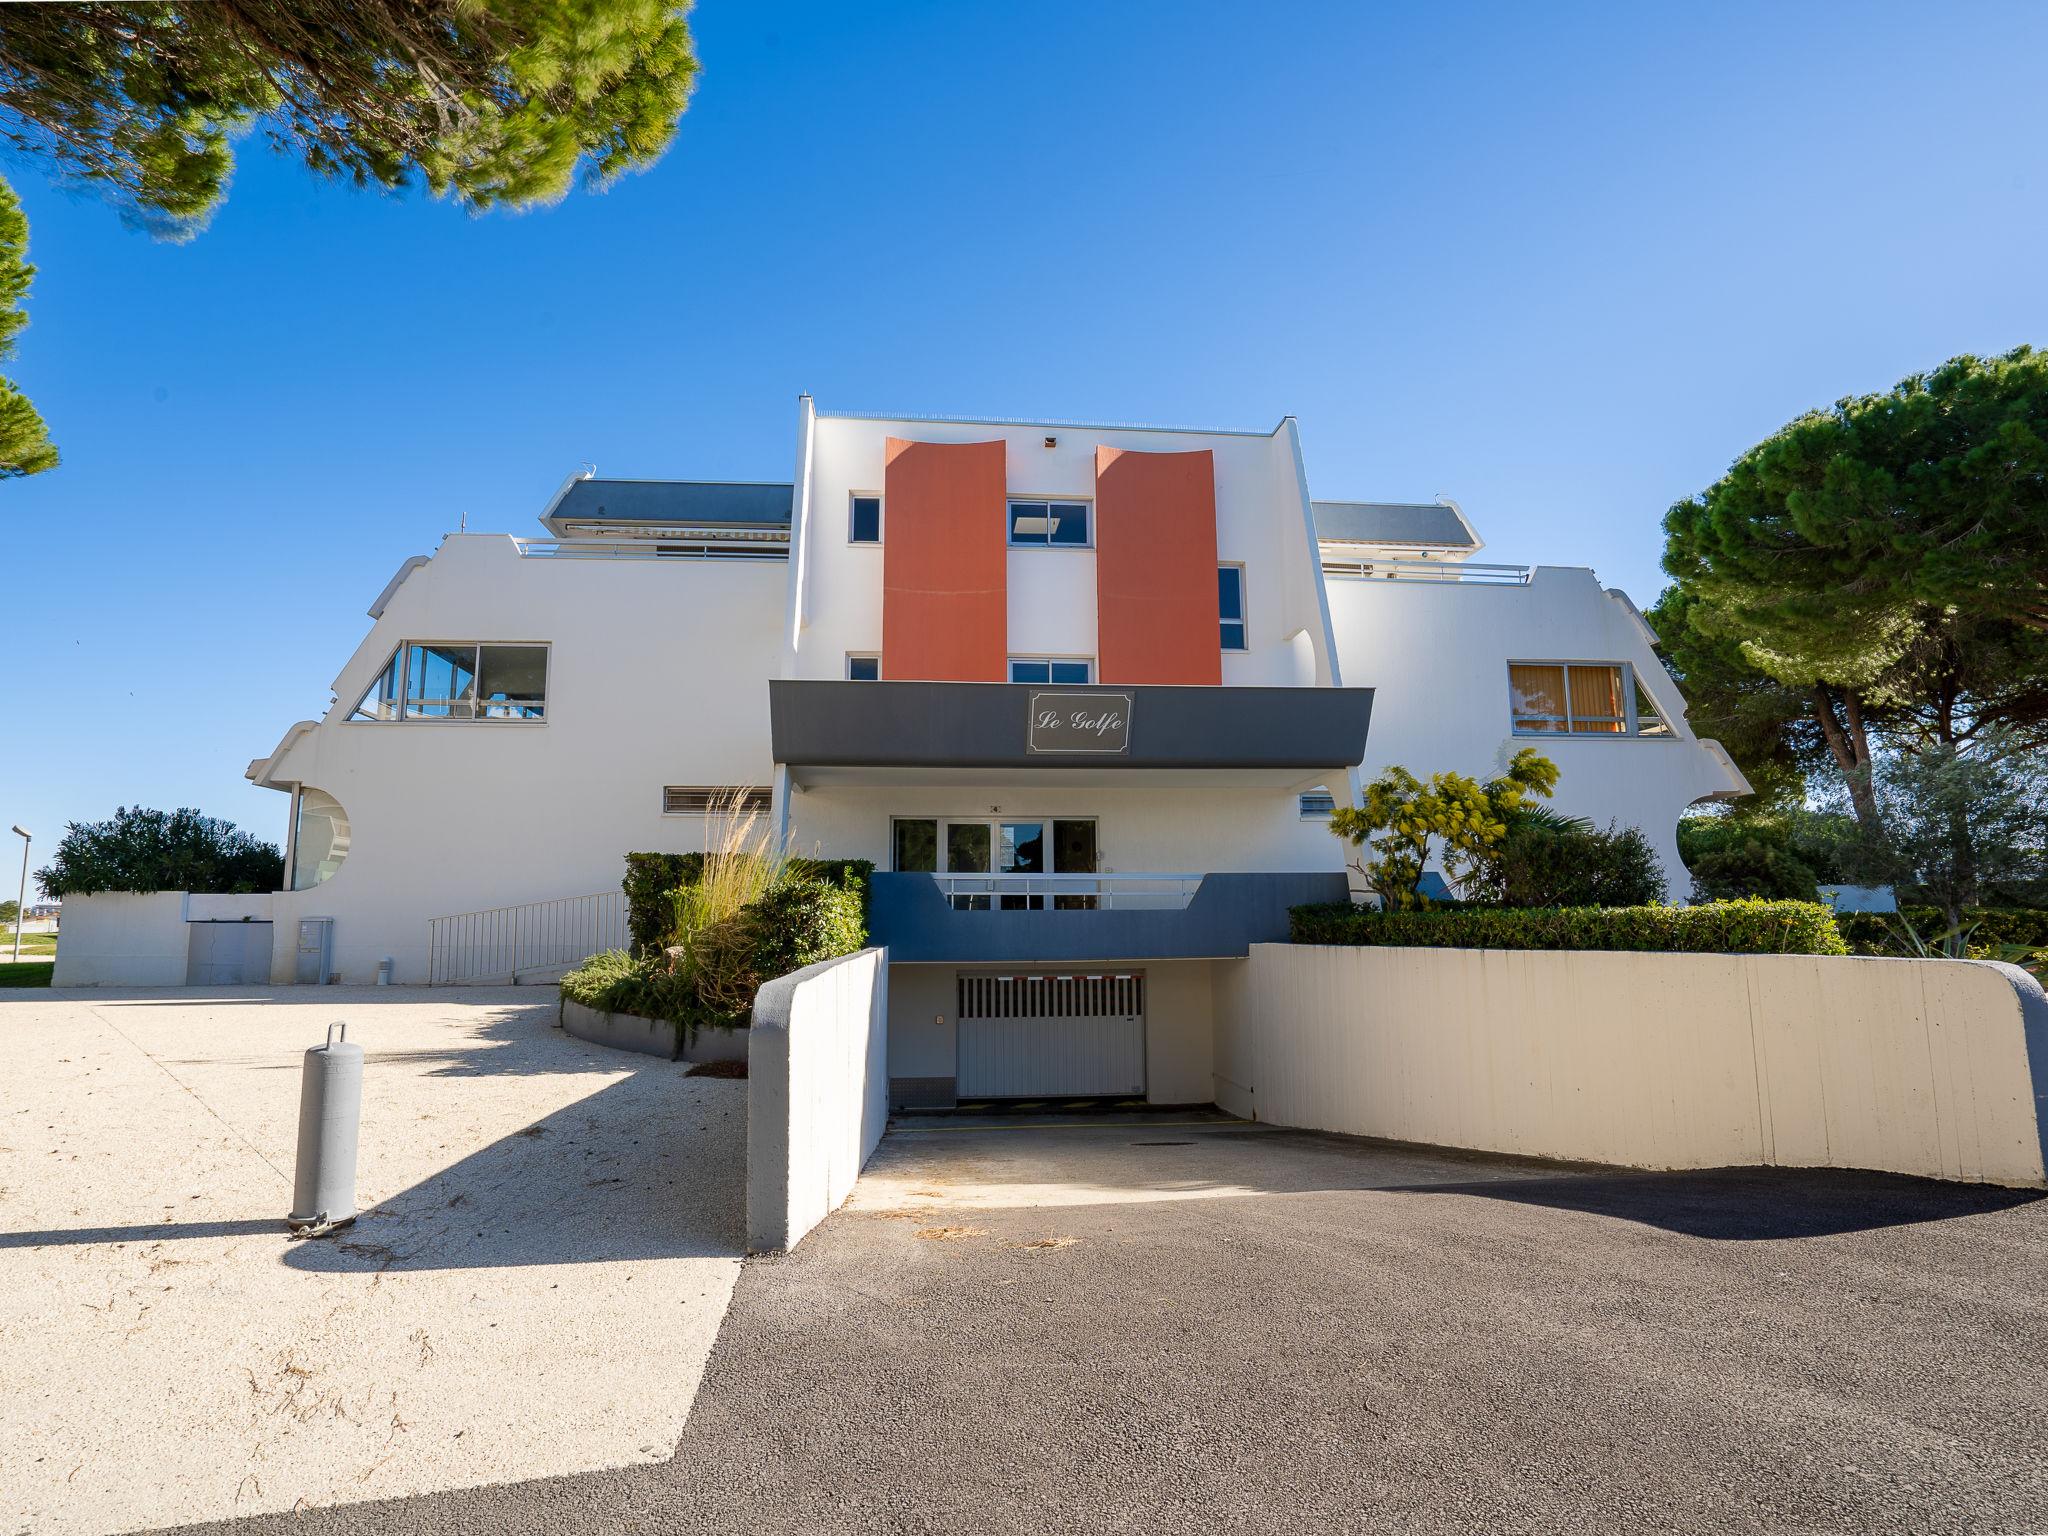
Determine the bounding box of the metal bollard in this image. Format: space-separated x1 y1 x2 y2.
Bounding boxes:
287 1021 363 1236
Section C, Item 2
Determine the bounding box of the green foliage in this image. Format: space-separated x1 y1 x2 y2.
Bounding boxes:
1658 347 2048 832
36 806 282 896
0 177 54 478
622 850 705 951
1328 749 1560 910
0 1 701 239
564 869 869 1040
1466 814 1665 909
1858 733 2047 924
1290 898 1850 957
1678 814 1821 901
1835 906 2048 955
0 899 16 927
1645 584 1812 807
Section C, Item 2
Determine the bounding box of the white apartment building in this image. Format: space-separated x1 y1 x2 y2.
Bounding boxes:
243 399 1747 1105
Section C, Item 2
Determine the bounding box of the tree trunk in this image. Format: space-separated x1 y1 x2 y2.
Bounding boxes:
1812 684 1882 831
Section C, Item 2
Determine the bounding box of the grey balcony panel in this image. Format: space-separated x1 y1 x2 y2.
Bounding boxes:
770 680 1373 773
868 871 1347 964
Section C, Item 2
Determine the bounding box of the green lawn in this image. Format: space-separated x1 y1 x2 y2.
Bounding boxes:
0 960 52 988
0 929 56 957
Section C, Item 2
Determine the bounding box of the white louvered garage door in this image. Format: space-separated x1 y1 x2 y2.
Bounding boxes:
956 973 1146 1099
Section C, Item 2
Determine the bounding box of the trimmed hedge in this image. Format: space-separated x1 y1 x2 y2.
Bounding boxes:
1289 898 1850 956
1835 906 2048 955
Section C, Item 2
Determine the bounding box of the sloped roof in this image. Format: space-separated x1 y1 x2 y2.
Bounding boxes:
543 478 793 532
1311 500 1477 549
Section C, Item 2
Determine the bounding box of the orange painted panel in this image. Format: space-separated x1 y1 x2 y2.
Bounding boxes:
881 437 1008 681
1094 446 1222 685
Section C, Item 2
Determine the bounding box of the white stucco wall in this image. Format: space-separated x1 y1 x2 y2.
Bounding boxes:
790 414 1339 688
1217 944 2048 1187
50 893 190 986
1325 566 1748 898
747 947 889 1252
255 535 786 983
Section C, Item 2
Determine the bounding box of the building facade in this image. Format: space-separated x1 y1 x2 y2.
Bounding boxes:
245 399 1747 1104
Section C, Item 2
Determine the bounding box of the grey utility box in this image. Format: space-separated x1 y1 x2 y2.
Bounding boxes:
295 918 334 985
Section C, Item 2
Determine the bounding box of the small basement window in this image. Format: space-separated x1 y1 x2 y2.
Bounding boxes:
1008 657 1092 684
847 654 880 681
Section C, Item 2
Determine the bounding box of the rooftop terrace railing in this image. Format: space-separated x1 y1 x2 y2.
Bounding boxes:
513 537 789 562
1320 557 1531 585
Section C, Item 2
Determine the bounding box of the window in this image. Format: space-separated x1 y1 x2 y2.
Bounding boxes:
891 816 1099 909
1219 565 1247 650
1509 662 1649 736
849 495 882 543
1634 675 1671 737
290 787 350 890
1007 499 1090 547
1298 789 1337 818
351 643 548 722
1008 657 1093 684
663 786 772 816
847 654 880 681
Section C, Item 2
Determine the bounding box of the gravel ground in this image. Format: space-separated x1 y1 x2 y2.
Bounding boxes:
166 1118 2048 1536
0 986 745 1536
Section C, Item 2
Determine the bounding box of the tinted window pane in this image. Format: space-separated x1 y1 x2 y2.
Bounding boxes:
1048 660 1091 684
1218 566 1244 620
405 643 476 719
946 821 991 873
1008 501 1050 543
850 496 881 543
1000 822 1045 874
848 656 880 681
1009 660 1051 683
476 645 547 719
1221 620 1246 650
893 819 938 872
351 646 404 720
1049 502 1089 545
1052 819 1096 873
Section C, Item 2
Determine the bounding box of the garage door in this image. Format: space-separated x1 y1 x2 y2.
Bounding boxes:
956 973 1146 1099
186 921 273 985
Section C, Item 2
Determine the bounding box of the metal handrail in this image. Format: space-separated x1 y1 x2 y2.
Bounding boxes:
1320 558 1531 585
426 890 627 985
929 872 1203 911
513 538 788 562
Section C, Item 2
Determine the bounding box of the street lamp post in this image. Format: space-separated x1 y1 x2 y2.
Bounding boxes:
9 826 28 964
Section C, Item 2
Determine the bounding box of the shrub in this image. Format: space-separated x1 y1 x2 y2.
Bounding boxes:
623 851 704 951
36 806 283 896
1328 749 1560 910
1468 815 1664 908
1835 906 2048 956
1289 897 1850 956
1677 815 1820 902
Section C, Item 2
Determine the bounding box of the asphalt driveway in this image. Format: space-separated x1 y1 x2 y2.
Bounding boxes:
173 1115 2048 1535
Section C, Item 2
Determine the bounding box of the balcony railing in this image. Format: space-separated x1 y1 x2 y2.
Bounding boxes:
1320 557 1531 585
513 537 789 562
868 870 1348 963
931 872 1203 911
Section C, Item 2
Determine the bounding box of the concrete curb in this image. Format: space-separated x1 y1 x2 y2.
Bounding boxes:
558 997 748 1064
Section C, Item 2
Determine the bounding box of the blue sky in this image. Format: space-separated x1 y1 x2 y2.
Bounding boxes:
2 0 2044 878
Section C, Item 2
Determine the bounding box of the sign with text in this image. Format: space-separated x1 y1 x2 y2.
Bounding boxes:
1027 690 1133 754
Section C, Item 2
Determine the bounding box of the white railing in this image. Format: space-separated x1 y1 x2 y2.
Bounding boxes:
513 537 789 562
931 872 1203 912
1321 558 1531 585
427 891 627 985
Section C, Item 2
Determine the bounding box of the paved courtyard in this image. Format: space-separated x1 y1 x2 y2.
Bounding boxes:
0 986 745 1536
175 1116 2048 1536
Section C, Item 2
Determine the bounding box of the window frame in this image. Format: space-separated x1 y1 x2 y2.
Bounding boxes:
1005 497 1093 549
846 653 881 681
848 492 883 545
347 641 550 725
1507 659 1662 739
889 815 1098 875
1006 655 1095 685
1219 563 1248 651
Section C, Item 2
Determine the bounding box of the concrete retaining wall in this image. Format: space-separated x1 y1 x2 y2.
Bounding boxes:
1217 945 2048 1188
557 998 748 1063
50 893 190 986
747 948 888 1252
